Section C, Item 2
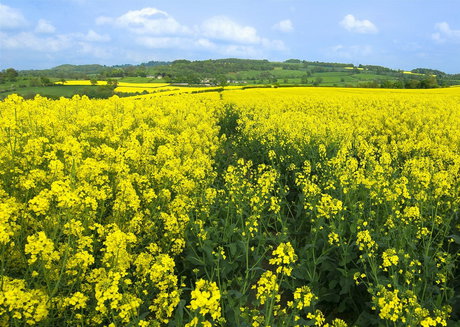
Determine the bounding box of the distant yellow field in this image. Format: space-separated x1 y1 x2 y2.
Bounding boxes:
57 80 170 90
56 80 233 94
56 80 108 85
403 71 436 77
113 84 170 93
344 66 364 70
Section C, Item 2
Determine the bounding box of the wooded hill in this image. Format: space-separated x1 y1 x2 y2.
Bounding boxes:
3 58 460 90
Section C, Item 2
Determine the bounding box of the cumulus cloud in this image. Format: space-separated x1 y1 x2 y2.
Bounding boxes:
201 16 261 44
0 32 71 52
83 30 111 42
200 16 285 50
340 14 378 34
97 7 189 35
432 22 460 43
35 19 56 34
136 35 278 58
196 38 217 49
273 19 294 32
0 4 27 29
97 8 286 56
2 6 287 65
0 29 111 54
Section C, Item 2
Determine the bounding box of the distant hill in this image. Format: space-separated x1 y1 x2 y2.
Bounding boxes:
52 64 107 73
9 59 460 87
20 64 110 79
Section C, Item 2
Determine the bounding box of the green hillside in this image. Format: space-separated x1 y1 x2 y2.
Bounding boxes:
1 59 459 100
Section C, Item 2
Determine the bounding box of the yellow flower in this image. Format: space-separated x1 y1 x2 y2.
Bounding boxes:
356 230 377 253
291 286 317 310
328 232 340 245
63 292 89 310
189 279 222 321
307 309 326 326
269 242 297 276
316 194 344 219
0 277 49 325
381 248 399 269
25 231 60 268
252 271 279 305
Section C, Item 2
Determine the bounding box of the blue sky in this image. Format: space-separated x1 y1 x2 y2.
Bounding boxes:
1 0 459 73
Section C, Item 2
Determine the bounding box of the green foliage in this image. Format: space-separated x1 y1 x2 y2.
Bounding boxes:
0 68 19 82
74 85 115 98
7 59 459 88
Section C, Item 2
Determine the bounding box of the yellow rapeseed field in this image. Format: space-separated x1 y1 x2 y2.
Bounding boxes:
57 80 239 95
0 87 459 326
58 80 170 88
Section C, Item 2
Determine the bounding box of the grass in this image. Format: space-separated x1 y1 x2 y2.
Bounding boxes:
227 70 404 87
0 85 95 99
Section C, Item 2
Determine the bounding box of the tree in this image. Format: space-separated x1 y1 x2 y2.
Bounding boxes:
259 72 273 83
216 75 228 87
313 77 323 86
404 79 420 89
420 76 438 89
29 78 42 87
106 79 118 89
284 59 301 64
40 77 53 86
90 78 98 86
4 68 18 81
381 80 395 89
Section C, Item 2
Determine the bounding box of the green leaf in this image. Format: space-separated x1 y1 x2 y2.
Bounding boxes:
329 279 338 289
228 242 237 256
185 254 205 266
339 277 352 295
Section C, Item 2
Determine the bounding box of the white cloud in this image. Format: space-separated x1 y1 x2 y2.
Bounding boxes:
432 22 460 43
330 44 373 59
83 30 111 42
97 9 286 55
340 14 378 34
0 32 71 52
273 19 294 33
196 38 216 50
97 7 189 35
137 35 277 58
200 16 285 50
35 19 56 34
0 6 287 64
201 16 260 44
0 4 27 29
0 27 111 61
